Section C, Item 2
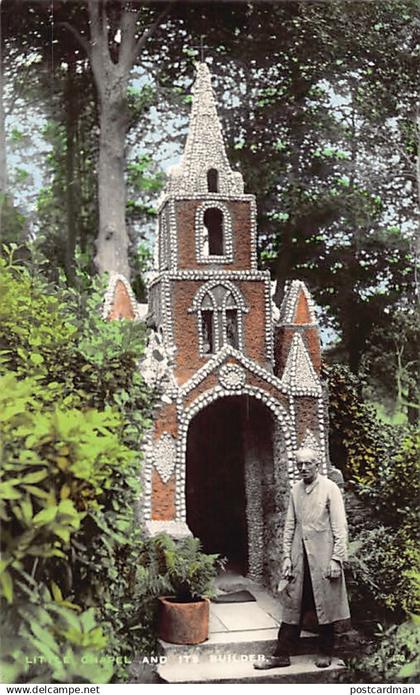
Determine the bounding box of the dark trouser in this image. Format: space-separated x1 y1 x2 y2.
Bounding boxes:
274 546 335 657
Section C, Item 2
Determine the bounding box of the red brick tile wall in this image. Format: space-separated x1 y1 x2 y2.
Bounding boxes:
294 396 319 442
107 281 135 320
183 363 289 415
274 326 321 376
293 290 311 324
304 327 321 372
152 470 176 520
171 279 268 382
153 403 178 440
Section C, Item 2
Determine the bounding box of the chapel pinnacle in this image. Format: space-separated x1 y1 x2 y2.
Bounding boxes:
166 62 244 196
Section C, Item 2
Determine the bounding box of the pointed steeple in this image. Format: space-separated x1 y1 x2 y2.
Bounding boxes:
280 333 321 395
279 280 317 326
166 63 244 195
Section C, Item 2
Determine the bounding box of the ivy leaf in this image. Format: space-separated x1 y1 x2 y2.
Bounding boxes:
0 570 13 603
33 506 58 525
50 580 63 602
29 353 45 366
21 470 48 484
21 485 50 499
0 483 21 500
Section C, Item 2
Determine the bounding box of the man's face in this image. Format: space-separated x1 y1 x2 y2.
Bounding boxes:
296 456 318 484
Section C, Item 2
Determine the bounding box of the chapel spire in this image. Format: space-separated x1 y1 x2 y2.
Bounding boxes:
166 62 244 196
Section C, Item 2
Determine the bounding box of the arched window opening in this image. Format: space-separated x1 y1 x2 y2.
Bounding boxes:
204 208 224 256
196 202 233 264
207 168 218 193
226 310 239 348
225 292 239 348
201 293 215 354
192 282 247 357
201 311 214 354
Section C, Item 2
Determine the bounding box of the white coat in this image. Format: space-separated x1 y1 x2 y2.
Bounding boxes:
280 474 351 625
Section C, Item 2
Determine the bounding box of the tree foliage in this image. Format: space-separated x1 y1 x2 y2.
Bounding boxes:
361 309 420 425
324 363 392 481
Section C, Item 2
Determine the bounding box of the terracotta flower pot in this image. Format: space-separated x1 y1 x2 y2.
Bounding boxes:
157 596 210 645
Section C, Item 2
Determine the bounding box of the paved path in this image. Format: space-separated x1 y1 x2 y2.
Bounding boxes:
156 570 347 684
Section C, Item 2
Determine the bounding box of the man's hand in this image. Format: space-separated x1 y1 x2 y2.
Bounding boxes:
327 559 341 579
282 557 293 579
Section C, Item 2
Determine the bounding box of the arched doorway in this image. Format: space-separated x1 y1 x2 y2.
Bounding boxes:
185 395 274 577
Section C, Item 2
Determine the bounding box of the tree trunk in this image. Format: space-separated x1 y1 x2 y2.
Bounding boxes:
273 224 294 307
95 83 130 278
64 57 78 283
0 16 7 237
64 0 170 279
273 62 306 307
415 104 420 304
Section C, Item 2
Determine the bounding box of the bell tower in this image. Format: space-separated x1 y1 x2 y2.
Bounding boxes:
147 62 273 386
138 63 330 583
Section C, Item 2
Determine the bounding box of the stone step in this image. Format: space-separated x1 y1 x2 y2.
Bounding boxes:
159 627 278 658
159 627 359 659
158 653 346 684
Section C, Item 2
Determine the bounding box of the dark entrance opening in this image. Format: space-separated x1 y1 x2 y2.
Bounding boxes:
186 396 248 573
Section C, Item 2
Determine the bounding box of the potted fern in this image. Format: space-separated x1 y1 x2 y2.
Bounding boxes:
147 534 221 645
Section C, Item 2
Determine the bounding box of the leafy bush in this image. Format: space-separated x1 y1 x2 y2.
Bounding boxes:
347 428 419 622
323 363 394 482
347 616 420 683
0 252 149 413
0 252 155 682
1 585 113 684
325 364 419 626
354 430 420 537
347 526 419 619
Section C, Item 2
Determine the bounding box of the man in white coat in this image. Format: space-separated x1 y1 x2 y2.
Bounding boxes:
255 447 350 669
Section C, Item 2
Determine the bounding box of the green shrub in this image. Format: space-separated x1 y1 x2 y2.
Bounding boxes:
0 371 136 589
0 253 79 384
347 616 420 683
0 370 146 682
323 363 395 483
0 252 155 682
348 526 419 618
354 430 420 536
325 364 419 627
1 585 113 684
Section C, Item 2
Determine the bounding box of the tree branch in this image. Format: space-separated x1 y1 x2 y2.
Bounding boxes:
100 0 111 57
88 0 101 45
5 58 38 117
119 6 141 71
59 21 91 58
87 0 113 88
132 2 174 66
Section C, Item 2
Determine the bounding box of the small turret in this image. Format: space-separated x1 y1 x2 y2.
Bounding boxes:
274 280 321 377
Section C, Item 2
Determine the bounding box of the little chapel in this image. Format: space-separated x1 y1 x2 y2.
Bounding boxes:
104 63 332 584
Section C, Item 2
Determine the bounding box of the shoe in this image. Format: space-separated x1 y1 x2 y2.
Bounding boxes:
315 655 332 668
253 655 291 670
